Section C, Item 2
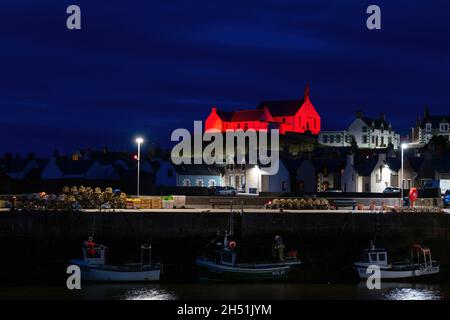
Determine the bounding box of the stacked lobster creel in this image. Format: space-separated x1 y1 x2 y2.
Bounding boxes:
15 186 128 211
266 197 330 210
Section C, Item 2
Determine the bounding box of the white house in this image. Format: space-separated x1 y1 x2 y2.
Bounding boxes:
319 112 401 150
410 109 450 144
341 152 397 192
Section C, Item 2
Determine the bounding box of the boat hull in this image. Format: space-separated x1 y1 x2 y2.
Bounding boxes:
354 263 440 280
196 258 299 282
70 260 161 282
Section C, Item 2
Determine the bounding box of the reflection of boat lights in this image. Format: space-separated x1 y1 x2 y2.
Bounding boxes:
384 288 441 300
124 289 175 300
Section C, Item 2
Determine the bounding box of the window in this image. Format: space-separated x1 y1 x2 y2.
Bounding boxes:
208 179 216 187
345 135 349 143
380 136 384 146
237 123 241 129
282 118 286 123
322 135 328 143
244 123 248 130
362 126 367 133
370 253 378 262
330 135 335 143
378 253 386 262
440 123 449 132
426 123 432 132
196 179 204 187
362 135 368 144
388 137 392 145
167 169 173 178
183 179 190 187
372 136 375 144
336 135 341 143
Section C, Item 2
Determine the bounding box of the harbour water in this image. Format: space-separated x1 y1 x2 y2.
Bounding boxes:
0 282 448 300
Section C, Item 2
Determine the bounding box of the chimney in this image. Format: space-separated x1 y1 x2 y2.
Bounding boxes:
379 113 385 121
212 106 217 113
347 154 354 166
356 111 363 119
263 105 270 113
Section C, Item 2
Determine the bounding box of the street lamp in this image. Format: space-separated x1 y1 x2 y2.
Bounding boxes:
135 137 144 197
400 143 408 206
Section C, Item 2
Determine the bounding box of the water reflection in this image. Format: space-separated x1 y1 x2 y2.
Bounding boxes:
122 288 176 300
0 282 446 300
383 288 442 300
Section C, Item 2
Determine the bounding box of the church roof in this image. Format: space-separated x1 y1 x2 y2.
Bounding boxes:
216 109 274 122
257 99 305 117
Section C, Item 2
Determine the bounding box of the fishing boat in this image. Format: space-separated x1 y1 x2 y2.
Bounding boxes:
196 233 301 282
354 242 439 280
70 238 162 282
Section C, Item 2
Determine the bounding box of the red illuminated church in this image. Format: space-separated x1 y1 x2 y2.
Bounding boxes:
205 85 321 135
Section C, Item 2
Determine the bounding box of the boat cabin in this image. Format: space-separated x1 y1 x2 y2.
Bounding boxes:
410 244 433 266
82 245 107 265
217 248 237 266
362 247 388 266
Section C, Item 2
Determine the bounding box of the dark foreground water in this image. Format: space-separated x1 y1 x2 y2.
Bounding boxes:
0 282 448 300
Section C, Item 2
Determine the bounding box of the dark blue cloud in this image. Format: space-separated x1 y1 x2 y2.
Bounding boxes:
1 0 449 155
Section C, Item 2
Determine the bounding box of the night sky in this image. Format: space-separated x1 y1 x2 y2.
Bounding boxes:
1 0 449 156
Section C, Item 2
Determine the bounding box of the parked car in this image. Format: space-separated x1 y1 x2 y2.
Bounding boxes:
209 186 237 196
444 190 450 208
383 187 401 194
323 188 342 193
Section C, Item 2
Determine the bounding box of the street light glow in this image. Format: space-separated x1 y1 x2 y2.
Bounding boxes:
401 143 408 149
136 137 144 144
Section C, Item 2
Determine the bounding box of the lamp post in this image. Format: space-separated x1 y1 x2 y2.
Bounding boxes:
400 143 407 206
135 137 144 197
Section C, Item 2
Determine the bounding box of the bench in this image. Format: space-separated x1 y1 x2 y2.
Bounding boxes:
210 199 234 209
332 199 357 209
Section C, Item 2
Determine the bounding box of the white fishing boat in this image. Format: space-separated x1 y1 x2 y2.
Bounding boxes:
70 239 161 282
196 233 301 282
354 242 439 280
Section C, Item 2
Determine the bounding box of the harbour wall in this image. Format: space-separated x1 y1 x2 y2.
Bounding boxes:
1 210 450 284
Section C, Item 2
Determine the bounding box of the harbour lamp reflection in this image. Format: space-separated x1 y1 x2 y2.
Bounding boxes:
384 288 442 300
123 288 175 300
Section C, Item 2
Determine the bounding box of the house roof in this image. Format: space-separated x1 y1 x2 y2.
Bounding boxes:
361 117 391 129
175 164 221 176
312 158 346 173
385 157 401 172
406 156 424 172
420 115 450 128
55 160 94 175
432 158 450 173
0 159 33 174
353 157 379 176
257 99 304 117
